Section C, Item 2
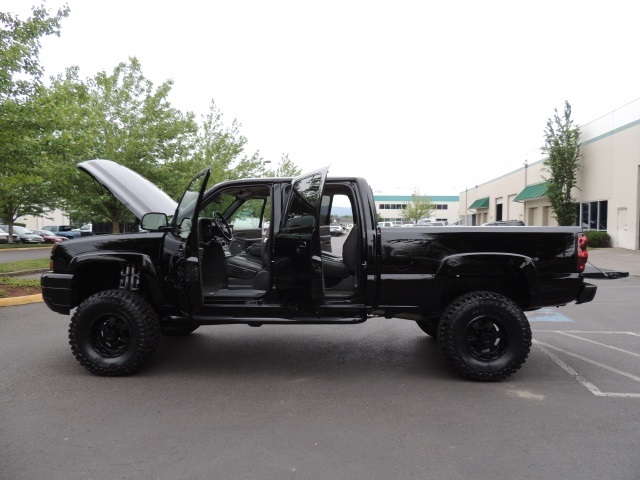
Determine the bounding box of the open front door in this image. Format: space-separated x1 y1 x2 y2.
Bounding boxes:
273 167 329 310
166 166 211 313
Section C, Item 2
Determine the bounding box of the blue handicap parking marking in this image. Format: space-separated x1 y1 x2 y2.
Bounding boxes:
526 308 574 322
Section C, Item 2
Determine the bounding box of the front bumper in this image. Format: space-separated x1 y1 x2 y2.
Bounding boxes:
41 272 74 314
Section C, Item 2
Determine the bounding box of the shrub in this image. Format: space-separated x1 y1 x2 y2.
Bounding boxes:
585 230 611 248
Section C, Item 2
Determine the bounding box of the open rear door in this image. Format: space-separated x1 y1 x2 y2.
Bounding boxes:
273 167 329 310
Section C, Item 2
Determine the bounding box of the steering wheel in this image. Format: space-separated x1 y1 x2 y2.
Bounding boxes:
213 212 233 241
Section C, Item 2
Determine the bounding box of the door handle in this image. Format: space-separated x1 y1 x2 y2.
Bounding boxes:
295 241 306 255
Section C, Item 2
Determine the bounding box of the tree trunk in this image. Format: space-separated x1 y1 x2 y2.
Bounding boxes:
111 216 121 234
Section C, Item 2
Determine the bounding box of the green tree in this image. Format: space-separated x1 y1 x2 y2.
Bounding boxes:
0 4 69 98
401 191 435 224
541 101 581 226
264 153 302 177
0 4 69 237
178 99 264 194
0 170 53 241
43 59 198 231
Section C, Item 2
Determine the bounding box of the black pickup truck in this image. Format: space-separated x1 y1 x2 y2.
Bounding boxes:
42 160 607 381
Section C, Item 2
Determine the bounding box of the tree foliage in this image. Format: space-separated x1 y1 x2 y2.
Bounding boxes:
0 4 69 237
0 4 69 98
43 59 198 231
541 101 581 226
163 99 265 199
401 192 435 224
1 5 304 233
264 153 302 177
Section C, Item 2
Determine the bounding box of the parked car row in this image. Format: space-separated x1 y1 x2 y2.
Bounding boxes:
377 221 449 227
0 225 72 244
42 225 81 239
31 229 69 244
481 220 525 226
0 225 44 244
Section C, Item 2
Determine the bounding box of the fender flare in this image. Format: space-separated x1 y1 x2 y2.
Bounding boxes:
68 251 163 306
434 252 540 307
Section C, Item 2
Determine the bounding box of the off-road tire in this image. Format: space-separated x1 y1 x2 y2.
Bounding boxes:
69 289 160 376
159 324 200 336
438 291 531 381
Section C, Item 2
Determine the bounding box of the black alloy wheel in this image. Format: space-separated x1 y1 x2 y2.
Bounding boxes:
438 291 531 381
69 289 160 376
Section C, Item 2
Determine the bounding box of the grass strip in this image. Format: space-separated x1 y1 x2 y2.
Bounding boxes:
0 276 41 298
0 258 50 274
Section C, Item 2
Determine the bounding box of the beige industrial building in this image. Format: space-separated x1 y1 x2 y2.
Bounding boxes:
460 99 640 250
374 195 460 225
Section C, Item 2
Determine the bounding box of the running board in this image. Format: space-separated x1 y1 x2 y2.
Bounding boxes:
191 315 369 325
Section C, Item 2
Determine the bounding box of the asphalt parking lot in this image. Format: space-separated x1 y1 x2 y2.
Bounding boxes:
1 272 639 480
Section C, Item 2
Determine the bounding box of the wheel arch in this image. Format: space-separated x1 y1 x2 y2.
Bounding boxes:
432 253 540 311
68 252 163 310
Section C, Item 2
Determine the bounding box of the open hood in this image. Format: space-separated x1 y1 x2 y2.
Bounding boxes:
78 159 178 219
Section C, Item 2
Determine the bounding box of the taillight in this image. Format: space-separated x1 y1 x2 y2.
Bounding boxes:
50 243 57 271
577 234 588 272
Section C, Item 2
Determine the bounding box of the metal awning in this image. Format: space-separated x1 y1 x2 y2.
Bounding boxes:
468 197 489 209
514 182 548 202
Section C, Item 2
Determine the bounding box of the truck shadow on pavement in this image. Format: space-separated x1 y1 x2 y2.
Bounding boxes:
144 325 453 380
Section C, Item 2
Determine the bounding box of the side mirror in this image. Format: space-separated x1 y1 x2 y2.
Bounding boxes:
141 212 168 231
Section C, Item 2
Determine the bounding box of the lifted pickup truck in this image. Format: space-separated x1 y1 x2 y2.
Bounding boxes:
42 160 615 380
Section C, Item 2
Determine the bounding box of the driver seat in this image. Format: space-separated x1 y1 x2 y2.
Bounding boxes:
224 240 266 280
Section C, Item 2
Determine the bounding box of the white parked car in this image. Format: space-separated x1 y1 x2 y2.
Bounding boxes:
329 224 345 236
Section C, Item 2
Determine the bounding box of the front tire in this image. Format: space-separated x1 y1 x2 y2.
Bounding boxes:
69 289 160 376
438 291 531 381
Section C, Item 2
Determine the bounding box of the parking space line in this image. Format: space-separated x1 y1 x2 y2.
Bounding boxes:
533 341 605 396
555 331 640 358
533 339 640 398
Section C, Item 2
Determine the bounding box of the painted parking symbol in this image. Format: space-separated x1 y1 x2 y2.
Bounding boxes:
526 308 573 322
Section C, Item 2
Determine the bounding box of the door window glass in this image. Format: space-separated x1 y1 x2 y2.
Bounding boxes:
229 198 269 232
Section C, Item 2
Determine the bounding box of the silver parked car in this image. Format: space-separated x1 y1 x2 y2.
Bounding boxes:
0 225 44 244
0 226 20 243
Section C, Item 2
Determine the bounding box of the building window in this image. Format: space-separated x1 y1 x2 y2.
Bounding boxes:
436 204 448 210
579 201 608 230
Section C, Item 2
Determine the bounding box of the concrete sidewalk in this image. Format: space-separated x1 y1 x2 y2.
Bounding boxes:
587 247 640 277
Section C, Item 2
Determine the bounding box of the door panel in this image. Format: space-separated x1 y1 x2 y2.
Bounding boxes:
273 167 329 309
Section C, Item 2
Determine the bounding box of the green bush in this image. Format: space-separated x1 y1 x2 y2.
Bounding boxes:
585 230 611 248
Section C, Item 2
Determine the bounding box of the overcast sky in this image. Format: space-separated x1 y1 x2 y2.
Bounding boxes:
6 0 640 195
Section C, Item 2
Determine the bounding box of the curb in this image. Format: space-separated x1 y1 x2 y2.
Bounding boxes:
0 269 47 307
1 268 49 277
0 293 43 307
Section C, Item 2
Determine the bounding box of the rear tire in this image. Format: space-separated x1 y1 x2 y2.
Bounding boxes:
438 291 531 381
69 289 160 376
